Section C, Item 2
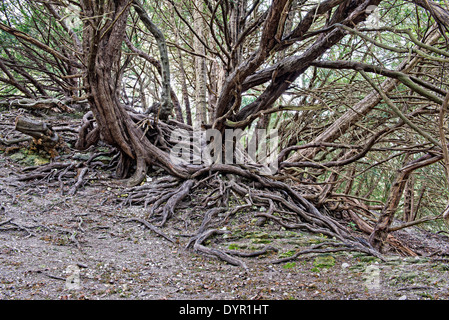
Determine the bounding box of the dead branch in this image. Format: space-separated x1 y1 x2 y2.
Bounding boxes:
68 167 89 196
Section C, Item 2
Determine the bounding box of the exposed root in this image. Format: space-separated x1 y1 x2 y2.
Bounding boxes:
348 209 418 256
68 167 88 196
188 228 249 270
112 169 392 268
160 179 195 226
125 218 176 244
13 151 415 269
186 207 227 248
224 245 279 257
0 218 36 238
12 148 114 196
7 110 425 267
270 241 382 264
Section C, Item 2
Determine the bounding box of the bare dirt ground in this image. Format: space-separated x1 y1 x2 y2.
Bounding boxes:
1 114 449 301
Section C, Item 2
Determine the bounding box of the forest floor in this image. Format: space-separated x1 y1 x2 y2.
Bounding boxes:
1 110 449 301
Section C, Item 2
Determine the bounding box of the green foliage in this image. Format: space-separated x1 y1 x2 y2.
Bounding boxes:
312 255 336 269
282 262 297 269
278 250 296 258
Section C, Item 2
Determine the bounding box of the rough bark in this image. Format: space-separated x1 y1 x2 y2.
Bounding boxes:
80 0 188 186
4 98 75 113
213 0 291 131
369 153 443 251
402 175 415 223
15 116 60 156
193 0 208 129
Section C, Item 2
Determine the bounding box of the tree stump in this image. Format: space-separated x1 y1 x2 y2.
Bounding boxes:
15 116 60 157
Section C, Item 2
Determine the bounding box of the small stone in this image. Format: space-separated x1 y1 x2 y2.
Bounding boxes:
398 295 407 300
341 262 350 269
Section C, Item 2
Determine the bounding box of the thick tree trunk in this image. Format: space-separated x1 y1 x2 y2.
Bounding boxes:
193 0 208 128
80 0 188 186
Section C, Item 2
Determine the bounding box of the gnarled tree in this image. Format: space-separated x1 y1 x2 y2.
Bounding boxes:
2 0 449 264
